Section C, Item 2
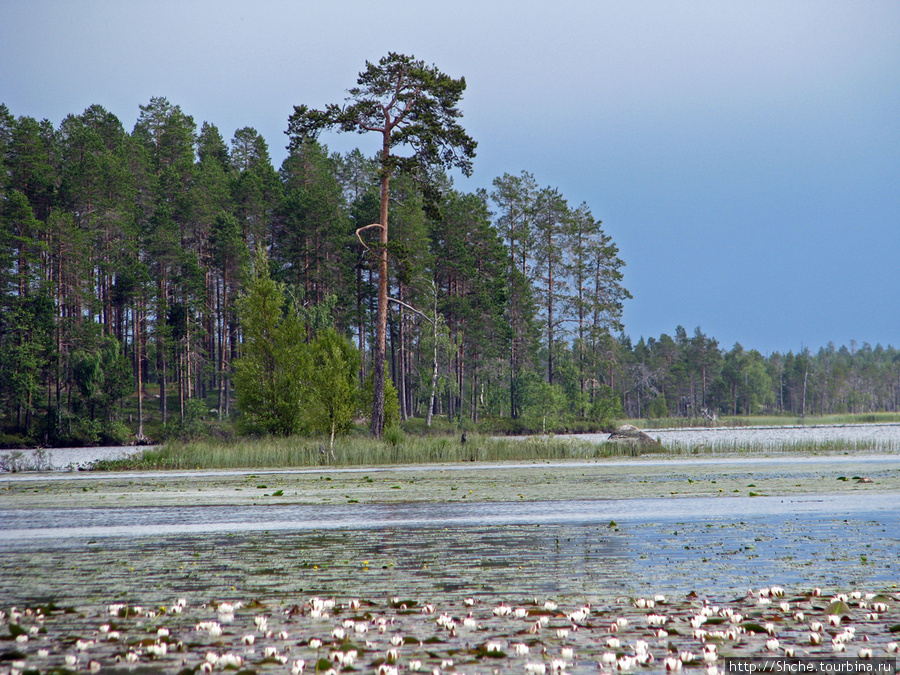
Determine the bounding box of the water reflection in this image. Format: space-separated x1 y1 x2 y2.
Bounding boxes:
0 511 896 608
1 492 896 542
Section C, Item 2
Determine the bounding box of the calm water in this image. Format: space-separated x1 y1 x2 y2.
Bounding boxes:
0 492 897 606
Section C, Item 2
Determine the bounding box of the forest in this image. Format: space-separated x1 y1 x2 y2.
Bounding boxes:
2 96 899 447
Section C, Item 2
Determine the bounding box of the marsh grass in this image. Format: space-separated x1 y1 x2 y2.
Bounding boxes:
653 437 900 455
627 412 900 429
90 433 664 470
88 430 900 471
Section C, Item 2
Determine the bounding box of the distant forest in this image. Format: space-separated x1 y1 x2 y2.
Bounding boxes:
1 99 898 445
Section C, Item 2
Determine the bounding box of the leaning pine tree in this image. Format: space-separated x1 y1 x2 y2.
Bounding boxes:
287 52 476 437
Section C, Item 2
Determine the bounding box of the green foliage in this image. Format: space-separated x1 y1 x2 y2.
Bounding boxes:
362 370 401 430
646 396 669 419
305 328 360 447
520 373 569 433
233 248 309 436
163 398 211 441
71 336 133 421
590 384 624 426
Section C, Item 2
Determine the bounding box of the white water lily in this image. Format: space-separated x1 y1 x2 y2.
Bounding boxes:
664 656 683 671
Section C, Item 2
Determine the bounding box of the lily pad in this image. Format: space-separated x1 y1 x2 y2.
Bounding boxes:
824 600 851 615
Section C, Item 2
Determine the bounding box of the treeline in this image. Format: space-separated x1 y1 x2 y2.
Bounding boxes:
619 329 900 420
0 99 896 446
0 98 630 445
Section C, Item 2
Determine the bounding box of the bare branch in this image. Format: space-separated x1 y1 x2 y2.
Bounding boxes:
388 296 434 324
355 223 384 251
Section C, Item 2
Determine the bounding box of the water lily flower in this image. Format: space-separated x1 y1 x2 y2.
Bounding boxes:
146 642 167 657
809 632 822 645
646 614 668 626
617 655 637 671
525 663 547 674
664 656 683 671
765 638 779 651
291 658 306 673
567 607 589 623
242 634 255 645
515 607 529 619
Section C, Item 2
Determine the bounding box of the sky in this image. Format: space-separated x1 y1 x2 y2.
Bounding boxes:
2 1 899 355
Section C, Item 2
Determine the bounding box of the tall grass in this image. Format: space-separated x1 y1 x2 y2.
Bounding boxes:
649 437 900 455
626 412 900 430
90 433 662 470
88 431 899 471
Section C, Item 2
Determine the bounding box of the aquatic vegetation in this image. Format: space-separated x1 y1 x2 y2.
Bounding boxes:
1 587 898 674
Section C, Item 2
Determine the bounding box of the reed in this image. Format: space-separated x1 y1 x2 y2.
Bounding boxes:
88 430 900 471
625 412 900 430
655 437 900 455
90 433 667 470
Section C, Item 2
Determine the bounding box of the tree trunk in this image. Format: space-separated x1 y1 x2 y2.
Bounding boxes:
370 133 391 438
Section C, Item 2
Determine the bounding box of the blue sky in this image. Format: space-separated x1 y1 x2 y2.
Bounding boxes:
2 1 898 355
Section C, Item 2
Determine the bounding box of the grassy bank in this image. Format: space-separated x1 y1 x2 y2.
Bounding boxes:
86 430 900 471
90 433 663 470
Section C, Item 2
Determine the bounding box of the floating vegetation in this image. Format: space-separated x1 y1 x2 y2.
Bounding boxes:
1 587 898 674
